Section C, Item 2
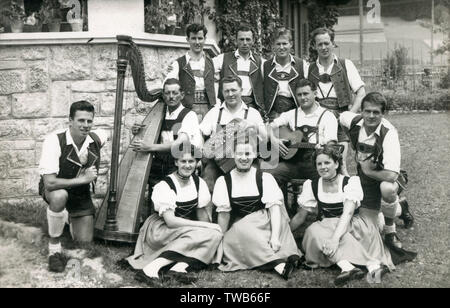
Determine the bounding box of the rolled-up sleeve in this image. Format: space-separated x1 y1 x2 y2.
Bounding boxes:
339 111 359 130
39 134 61 176
178 111 203 148
197 178 211 209
343 176 364 208
151 181 177 216
382 129 401 174
261 173 284 209
212 176 231 213
297 180 318 212
320 111 338 144
345 59 365 93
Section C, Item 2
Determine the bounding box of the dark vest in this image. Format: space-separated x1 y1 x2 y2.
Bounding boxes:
177 55 216 109
224 169 265 226
263 56 305 114
218 52 264 110
162 174 200 221
39 131 101 196
308 58 353 108
311 176 359 220
161 106 191 140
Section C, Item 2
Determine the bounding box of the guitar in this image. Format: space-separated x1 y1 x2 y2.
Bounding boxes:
278 126 317 160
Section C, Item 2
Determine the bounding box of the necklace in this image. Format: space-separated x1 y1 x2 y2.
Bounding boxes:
323 173 339 183
175 171 191 182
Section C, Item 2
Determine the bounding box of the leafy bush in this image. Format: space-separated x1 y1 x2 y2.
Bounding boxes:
382 89 450 111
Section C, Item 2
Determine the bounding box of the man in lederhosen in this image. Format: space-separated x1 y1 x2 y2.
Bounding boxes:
130 79 202 215
38 101 108 272
166 23 216 122
265 79 338 209
262 28 308 122
340 92 414 249
213 24 265 117
307 27 366 176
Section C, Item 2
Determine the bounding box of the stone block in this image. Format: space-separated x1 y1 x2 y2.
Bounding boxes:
0 161 8 178
141 48 162 80
0 140 36 150
71 80 107 93
7 150 36 169
50 46 91 80
99 92 116 116
0 179 23 198
28 61 49 92
0 120 33 140
0 60 27 70
156 47 186 78
35 141 43 165
50 81 71 117
71 92 101 113
21 47 49 60
0 95 11 120
92 45 117 81
0 70 27 95
33 119 68 140
95 174 108 197
0 46 21 60
12 92 50 118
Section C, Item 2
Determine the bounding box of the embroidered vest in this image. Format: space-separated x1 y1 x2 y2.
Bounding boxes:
218 52 264 110
308 58 353 108
161 106 191 140
263 56 305 114
177 55 216 109
162 175 200 221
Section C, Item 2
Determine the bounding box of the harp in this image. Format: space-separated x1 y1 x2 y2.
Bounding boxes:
94 35 165 243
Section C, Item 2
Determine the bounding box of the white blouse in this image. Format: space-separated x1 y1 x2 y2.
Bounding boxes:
297 175 364 213
151 174 211 216
212 167 284 213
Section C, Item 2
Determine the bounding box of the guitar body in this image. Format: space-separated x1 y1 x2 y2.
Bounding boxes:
278 126 316 160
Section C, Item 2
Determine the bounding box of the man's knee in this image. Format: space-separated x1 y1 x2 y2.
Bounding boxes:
71 215 94 242
46 189 68 212
380 181 398 200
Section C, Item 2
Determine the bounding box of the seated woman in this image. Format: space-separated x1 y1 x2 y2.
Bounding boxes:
213 138 301 280
124 144 223 286
290 146 394 286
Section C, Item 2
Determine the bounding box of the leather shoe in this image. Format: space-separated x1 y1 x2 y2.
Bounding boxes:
399 198 414 229
164 271 198 284
334 268 365 286
385 232 403 249
134 270 164 288
369 265 390 281
281 257 298 280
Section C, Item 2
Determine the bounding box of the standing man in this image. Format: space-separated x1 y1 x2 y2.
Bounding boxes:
307 27 366 176
38 101 108 272
263 28 308 121
340 92 414 249
213 24 265 117
130 78 202 213
166 23 216 122
200 75 265 193
266 79 338 207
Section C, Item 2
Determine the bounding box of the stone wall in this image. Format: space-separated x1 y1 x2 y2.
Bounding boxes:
0 43 187 221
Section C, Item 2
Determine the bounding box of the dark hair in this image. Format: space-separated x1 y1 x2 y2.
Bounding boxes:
163 78 182 92
221 75 243 89
69 100 95 119
310 27 335 46
361 92 387 113
295 78 317 92
273 27 292 42
186 23 207 38
236 24 254 36
313 144 343 175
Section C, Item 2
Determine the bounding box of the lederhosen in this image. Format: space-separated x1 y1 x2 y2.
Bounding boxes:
263 57 304 119
348 115 393 211
150 107 191 182
308 58 353 142
218 52 265 115
161 175 201 221
224 169 265 226
38 131 101 218
311 176 359 220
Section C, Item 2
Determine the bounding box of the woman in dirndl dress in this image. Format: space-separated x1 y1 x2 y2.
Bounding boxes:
290 146 395 286
125 145 223 286
213 140 302 280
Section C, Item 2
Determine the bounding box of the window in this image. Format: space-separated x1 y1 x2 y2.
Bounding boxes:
0 0 88 33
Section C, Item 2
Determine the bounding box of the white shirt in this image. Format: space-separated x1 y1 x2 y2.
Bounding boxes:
298 175 364 212
213 50 265 97
200 101 264 137
212 167 284 212
262 55 309 98
151 173 211 216
166 52 206 91
305 55 364 99
272 104 338 144
340 111 401 173
161 104 203 148
39 129 108 175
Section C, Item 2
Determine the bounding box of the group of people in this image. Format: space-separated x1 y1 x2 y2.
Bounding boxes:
38 23 416 287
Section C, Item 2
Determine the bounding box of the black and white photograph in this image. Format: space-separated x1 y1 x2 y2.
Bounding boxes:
0 0 448 291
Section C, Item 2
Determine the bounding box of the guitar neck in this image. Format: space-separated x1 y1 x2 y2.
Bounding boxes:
289 142 316 149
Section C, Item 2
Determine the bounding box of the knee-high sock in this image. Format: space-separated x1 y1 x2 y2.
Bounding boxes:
381 196 399 220
47 208 66 238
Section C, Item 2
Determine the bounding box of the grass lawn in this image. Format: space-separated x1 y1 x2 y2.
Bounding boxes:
0 112 449 288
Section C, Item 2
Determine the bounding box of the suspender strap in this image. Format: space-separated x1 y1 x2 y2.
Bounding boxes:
162 175 200 196
295 107 298 128
224 170 263 204
315 109 330 144
224 173 233 204
311 176 350 203
217 108 224 125
256 170 263 197
244 108 249 120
